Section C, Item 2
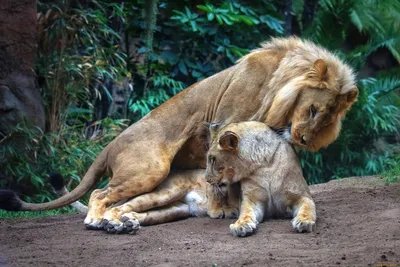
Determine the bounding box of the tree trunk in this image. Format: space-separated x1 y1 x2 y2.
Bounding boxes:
302 0 318 30
284 0 293 36
0 0 45 138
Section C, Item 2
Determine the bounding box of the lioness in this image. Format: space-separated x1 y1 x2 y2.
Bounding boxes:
0 37 357 231
206 121 316 237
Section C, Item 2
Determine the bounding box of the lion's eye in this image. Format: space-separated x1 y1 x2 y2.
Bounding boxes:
310 105 317 118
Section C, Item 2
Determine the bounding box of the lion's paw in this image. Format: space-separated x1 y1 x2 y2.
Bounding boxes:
229 220 257 237
102 219 125 234
292 216 315 233
120 214 141 235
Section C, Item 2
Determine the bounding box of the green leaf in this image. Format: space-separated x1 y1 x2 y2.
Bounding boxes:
178 60 188 75
197 5 210 12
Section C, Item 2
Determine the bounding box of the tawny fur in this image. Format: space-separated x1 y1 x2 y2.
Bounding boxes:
206 121 316 237
0 37 356 231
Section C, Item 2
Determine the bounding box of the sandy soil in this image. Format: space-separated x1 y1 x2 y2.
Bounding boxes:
0 176 399 267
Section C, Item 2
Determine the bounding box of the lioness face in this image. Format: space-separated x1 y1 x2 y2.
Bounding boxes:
205 130 243 186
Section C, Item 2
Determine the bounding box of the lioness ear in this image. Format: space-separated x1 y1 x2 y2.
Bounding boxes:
308 59 328 80
219 131 239 152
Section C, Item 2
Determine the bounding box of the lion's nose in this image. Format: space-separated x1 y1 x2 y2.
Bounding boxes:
301 135 307 145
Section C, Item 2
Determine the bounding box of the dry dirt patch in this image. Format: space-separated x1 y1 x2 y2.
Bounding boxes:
0 176 399 267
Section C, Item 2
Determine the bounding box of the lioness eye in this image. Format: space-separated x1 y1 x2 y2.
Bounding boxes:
209 156 215 165
310 105 317 118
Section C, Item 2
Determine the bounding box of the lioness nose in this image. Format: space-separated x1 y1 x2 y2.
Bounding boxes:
301 135 307 145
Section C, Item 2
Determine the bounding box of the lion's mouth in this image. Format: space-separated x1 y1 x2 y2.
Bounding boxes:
284 123 307 147
274 123 293 143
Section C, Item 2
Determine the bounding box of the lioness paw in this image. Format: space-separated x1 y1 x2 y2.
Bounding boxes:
229 221 257 237
223 207 239 219
208 206 239 219
292 216 316 233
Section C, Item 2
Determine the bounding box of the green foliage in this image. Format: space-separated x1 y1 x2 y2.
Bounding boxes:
383 154 400 184
0 118 125 203
37 0 129 130
0 209 74 219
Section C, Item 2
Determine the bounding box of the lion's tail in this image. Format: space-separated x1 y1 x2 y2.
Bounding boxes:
49 173 88 213
0 147 108 212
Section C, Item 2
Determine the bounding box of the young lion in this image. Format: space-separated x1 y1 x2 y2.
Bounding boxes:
206 121 316 237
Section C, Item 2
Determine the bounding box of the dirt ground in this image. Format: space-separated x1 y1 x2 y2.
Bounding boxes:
0 176 399 267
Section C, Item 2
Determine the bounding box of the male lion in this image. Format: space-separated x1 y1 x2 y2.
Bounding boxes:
206 121 316 237
0 37 357 231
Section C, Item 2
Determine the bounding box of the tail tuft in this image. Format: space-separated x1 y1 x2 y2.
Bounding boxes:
48 172 65 191
0 190 22 211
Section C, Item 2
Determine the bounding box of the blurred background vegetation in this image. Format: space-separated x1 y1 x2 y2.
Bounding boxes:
0 0 399 205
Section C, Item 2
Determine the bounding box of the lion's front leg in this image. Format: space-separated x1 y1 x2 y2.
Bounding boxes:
229 181 267 237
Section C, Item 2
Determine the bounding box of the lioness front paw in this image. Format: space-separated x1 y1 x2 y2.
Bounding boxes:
292 216 316 233
229 219 258 237
208 206 239 219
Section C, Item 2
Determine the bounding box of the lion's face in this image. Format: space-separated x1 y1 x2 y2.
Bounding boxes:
266 59 358 151
289 88 345 151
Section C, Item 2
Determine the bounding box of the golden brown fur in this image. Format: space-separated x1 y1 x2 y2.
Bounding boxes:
206 121 316 237
1 37 356 231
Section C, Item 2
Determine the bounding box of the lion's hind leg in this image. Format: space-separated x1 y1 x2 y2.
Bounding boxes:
83 147 172 230
119 202 191 234
291 195 316 233
102 170 202 234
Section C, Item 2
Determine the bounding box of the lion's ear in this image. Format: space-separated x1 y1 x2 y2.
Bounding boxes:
336 87 359 112
308 59 328 80
219 131 239 152
207 121 224 140
343 87 358 104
